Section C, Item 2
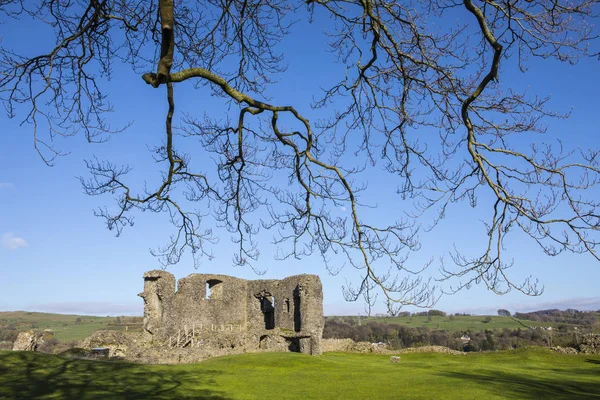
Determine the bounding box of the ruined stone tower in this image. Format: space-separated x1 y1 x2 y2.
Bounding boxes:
139 271 324 355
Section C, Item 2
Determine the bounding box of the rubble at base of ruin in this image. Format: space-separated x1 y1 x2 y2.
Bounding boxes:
12 330 40 351
137 271 324 357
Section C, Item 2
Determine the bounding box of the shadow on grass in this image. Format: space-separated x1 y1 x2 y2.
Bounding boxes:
440 369 600 399
586 359 600 365
0 352 232 400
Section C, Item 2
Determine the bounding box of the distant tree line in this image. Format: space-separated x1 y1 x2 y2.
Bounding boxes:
323 317 595 352
514 309 597 326
403 310 449 317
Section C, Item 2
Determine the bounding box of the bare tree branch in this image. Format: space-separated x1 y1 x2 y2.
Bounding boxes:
2 0 600 309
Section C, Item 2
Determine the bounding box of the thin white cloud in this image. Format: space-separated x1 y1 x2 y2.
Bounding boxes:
508 297 600 313
0 182 14 189
1 233 29 250
457 297 600 315
28 302 142 316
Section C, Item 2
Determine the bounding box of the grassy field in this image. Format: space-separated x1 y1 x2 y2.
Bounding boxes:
0 311 142 342
355 315 560 331
1 348 599 399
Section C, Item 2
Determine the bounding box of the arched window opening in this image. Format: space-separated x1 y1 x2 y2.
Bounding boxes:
206 279 223 300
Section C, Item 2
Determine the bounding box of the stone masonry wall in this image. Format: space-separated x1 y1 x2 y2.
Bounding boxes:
139 270 324 355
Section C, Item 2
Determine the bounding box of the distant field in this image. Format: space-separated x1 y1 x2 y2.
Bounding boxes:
350 315 561 332
0 311 142 342
1 348 599 399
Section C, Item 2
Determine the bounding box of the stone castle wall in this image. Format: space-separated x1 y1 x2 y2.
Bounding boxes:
139 270 324 355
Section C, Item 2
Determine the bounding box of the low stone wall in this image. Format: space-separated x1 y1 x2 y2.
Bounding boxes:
322 338 389 353
76 330 600 363
580 333 600 355
322 339 465 355
79 330 143 359
79 329 321 364
550 346 578 354
397 345 465 355
322 338 358 352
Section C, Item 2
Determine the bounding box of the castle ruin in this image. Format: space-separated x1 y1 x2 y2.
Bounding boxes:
138 270 324 356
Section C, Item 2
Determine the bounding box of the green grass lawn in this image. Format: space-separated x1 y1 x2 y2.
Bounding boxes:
358 315 558 331
0 311 142 342
1 348 599 399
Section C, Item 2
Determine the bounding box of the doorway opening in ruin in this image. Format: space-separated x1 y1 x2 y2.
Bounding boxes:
258 295 275 330
206 279 223 300
285 337 300 352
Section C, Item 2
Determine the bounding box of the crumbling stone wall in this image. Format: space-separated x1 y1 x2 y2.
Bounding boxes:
580 333 600 354
139 271 324 355
12 330 40 351
138 270 175 337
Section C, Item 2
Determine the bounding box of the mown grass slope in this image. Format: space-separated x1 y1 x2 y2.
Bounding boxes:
1 348 599 399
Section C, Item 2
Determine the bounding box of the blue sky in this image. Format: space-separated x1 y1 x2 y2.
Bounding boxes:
1 8 600 317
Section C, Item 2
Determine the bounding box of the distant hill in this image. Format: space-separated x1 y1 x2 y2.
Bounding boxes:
514 309 598 325
0 311 142 343
328 314 557 332
328 309 599 332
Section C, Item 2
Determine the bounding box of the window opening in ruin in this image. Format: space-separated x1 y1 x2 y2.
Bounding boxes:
205 279 223 300
293 287 301 332
259 295 275 330
284 298 290 313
